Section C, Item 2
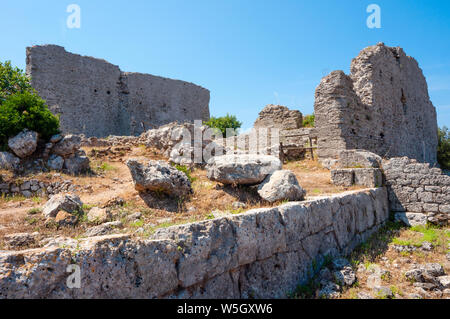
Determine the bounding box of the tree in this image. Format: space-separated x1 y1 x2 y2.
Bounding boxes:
0 61 34 104
302 114 315 128
204 113 242 136
437 126 450 170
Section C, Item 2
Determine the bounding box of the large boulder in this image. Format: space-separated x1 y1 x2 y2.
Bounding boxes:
52 135 82 157
126 159 193 198
7 129 38 158
206 154 282 185
64 152 90 175
47 155 64 171
0 152 20 170
257 170 306 202
42 193 83 218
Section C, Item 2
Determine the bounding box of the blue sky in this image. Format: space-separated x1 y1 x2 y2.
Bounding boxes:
1 0 449 130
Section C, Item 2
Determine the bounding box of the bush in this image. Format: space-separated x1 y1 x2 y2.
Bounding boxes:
204 113 242 136
0 91 60 148
437 126 450 170
0 61 33 104
302 114 315 127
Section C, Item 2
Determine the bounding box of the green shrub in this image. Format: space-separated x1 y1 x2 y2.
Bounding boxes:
438 126 450 170
172 164 196 183
204 113 242 136
0 91 60 148
302 114 315 127
0 61 33 104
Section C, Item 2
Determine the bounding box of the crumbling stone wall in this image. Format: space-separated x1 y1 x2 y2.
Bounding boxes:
382 157 450 226
26 45 210 137
254 104 303 130
315 43 438 165
0 188 389 299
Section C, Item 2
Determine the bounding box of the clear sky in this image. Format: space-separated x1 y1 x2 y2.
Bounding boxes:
1 0 449 130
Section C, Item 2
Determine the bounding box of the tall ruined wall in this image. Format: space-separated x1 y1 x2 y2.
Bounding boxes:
26 45 210 137
315 43 438 165
0 188 388 299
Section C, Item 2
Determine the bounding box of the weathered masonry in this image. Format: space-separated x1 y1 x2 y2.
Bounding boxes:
26 45 210 137
0 188 388 299
314 43 438 165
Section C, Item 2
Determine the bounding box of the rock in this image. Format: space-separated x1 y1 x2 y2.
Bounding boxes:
55 211 78 226
357 292 373 299
126 212 142 221
211 210 231 219
4 232 38 249
337 150 382 168
52 135 81 157
333 267 356 286
47 155 64 171
395 212 427 227
405 263 445 283
42 193 83 218
318 268 333 282
437 276 450 289
331 258 352 270
126 159 192 198
87 207 112 223
443 289 450 298
64 156 90 175
446 252 450 262
0 152 20 171
373 286 393 299
49 134 63 143
413 282 438 291
7 129 38 158
40 236 78 248
232 202 247 210
420 263 446 278
206 154 282 185
331 168 383 187
421 241 433 251
414 287 432 298
84 221 122 237
318 281 340 299
257 170 306 203
21 190 32 198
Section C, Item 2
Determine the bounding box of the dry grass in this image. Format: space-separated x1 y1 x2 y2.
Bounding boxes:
284 159 364 196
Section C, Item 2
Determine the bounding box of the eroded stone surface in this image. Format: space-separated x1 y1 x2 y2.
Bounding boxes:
126 159 192 197
257 170 306 203
8 130 38 158
206 154 282 185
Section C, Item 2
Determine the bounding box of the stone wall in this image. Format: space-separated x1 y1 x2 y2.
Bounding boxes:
254 104 303 130
382 157 450 226
26 45 210 137
0 188 389 299
314 43 438 165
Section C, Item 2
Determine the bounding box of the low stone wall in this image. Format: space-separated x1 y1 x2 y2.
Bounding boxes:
0 188 389 299
382 157 450 226
0 179 76 198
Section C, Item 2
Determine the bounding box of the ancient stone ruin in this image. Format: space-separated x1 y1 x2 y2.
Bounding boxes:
26 45 210 137
315 43 438 166
0 43 448 300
